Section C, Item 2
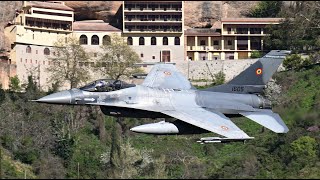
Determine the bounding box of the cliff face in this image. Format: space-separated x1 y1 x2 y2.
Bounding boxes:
0 1 259 50
65 1 122 22
184 1 259 28
65 1 259 28
0 1 23 51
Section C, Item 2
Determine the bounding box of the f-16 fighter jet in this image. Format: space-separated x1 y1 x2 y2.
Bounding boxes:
34 50 291 143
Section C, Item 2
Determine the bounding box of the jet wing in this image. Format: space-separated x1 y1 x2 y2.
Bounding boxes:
162 108 251 139
142 64 195 90
240 109 289 133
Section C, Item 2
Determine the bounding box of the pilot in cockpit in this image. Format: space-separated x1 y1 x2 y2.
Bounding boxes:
80 79 136 92
95 80 111 92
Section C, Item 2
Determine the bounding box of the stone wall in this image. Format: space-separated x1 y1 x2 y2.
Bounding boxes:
136 58 258 86
176 59 258 82
0 61 16 89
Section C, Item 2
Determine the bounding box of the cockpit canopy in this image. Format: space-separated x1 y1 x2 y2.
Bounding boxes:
79 79 136 92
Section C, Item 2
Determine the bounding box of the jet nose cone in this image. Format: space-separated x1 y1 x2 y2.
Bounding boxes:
35 90 72 104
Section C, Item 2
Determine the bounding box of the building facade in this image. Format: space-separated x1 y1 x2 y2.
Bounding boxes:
185 18 282 61
4 1 121 90
122 1 184 63
3 1 282 90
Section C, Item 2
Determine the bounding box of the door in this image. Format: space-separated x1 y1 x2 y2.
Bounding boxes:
161 50 171 62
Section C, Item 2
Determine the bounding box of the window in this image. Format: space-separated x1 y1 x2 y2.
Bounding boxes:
152 56 155 59
200 40 206 46
127 37 133 45
140 53 144 58
44 48 50 55
80 35 88 45
227 27 231 34
26 46 31 53
91 35 99 45
36 50 38 54
151 37 156 45
20 58 22 62
213 40 219 45
174 37 180 45
228 40 232 46
103 35 111 45
163 37 168 45
139 37 145 45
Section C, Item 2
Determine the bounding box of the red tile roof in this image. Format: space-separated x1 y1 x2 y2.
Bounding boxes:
221 18 284 23
184 28 221 36
27 1 74 11
73 20 121 32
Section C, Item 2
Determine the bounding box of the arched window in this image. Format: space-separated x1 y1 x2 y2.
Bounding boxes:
127 37 133 45
91 35 99 45
151 37 156 45
174 37 180 45
26 46 31 53
139 37 144 45
44 48 50 55
79 35 88 45
163 37 168 45
103 35 111 45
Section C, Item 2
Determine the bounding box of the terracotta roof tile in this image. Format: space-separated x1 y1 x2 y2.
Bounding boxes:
184 28 220 36
73 20 121 32
27 1 74 11
221 18 284 23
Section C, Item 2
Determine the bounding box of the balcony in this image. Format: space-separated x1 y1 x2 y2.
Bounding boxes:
124 28 182 33
125 18 182 22
125 7 182 11
186 46 222 51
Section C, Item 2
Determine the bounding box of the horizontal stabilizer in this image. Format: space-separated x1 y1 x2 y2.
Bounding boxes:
240 110 289 133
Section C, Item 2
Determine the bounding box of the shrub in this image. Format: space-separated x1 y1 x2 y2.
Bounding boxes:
250 51 262 58
283 54 308 71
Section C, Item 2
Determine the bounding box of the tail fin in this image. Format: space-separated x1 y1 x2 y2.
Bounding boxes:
204 50 291 94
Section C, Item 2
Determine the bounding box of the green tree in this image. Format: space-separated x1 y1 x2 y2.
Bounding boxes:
283 54 311 71
46 36 91 89
264 2 320 53
8 75 22 92
213 71 225 86
290 136 317 159
95 34 143 80
247 1 283 18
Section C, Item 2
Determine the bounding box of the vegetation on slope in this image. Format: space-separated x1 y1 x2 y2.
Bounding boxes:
0 64 319 179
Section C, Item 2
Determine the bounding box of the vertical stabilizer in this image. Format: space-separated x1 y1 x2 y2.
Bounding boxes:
203 50 291 94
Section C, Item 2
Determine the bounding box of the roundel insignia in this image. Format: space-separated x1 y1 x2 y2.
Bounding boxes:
256 68 262 75
221 126 229 131
164 71 171 76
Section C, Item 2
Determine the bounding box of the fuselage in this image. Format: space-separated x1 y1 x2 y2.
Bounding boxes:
63 85 271 118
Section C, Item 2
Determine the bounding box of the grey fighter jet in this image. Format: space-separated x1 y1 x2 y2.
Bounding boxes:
34 50 291 143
